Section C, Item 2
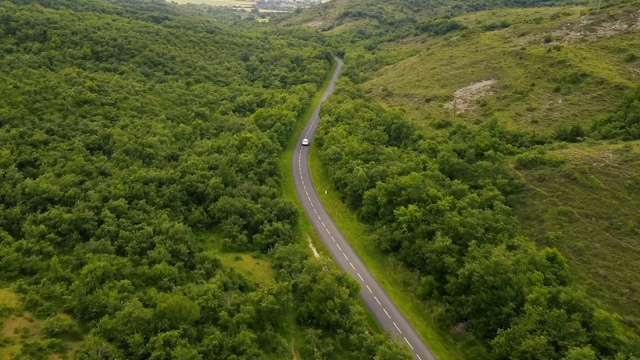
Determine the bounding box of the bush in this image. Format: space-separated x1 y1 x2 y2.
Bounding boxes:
43 314 81 339
416 19 466 36
555 124 586 142
515 152 563 169
432 118 453 129
482 21 511 31
624 52 638 63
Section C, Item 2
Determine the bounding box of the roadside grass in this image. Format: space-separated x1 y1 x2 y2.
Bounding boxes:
307 146 476 360
511 140 640 321
365 5 640 134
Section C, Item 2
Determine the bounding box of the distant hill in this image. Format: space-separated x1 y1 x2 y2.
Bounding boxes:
277 0 614 31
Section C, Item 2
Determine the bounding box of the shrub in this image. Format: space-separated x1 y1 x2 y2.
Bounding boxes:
432 118 453 129
515 152 563 169
482 21 511 31
624 52 638 63
416 19 466 36
43 314 81 339
555 124 586 142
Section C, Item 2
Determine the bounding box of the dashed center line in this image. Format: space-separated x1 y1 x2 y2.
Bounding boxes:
393 322 402 334
342 253 348 261
357 273 364 281
383 308 391 319
374 296 381 305
336 244 342 251
404 338 414 350
366 285 372 293
349 262 355 270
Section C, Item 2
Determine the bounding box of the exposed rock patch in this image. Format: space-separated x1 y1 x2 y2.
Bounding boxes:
445 79 496 113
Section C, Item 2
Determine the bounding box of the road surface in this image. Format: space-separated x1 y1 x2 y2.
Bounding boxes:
292 59 438 360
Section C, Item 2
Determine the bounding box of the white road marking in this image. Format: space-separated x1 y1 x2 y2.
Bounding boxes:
330 235 335 241
383 308 390 319
374 296 381 305
404 338 414 350
393 322 402 333
343 253 348 261
366 285 372 293
357 273 364 281
321 221 325 227
336 244 342 251
317 215 321 220
313 208 317 214
325 228 330 234
350 262 355 270
416 355 422 360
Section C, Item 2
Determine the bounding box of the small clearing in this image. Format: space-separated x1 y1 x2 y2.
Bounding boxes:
445 79 496 113
0 289 20 309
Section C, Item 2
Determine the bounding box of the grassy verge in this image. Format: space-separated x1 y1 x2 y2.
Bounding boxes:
308 146 476 360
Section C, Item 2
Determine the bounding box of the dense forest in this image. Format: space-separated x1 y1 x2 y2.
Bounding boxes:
0 0 412 358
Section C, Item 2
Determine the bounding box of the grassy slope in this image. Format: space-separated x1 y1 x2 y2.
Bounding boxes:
359 2 640 324
365 5 640 133
512 140 640 320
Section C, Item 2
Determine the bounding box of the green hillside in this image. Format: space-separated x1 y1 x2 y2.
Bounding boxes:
284 0 640 358
0 1 412 359
357 0 640 322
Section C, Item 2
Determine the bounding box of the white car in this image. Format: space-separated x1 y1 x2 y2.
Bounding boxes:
302 138 310 146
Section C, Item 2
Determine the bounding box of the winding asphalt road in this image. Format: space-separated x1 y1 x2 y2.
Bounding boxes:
292 59 438 360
